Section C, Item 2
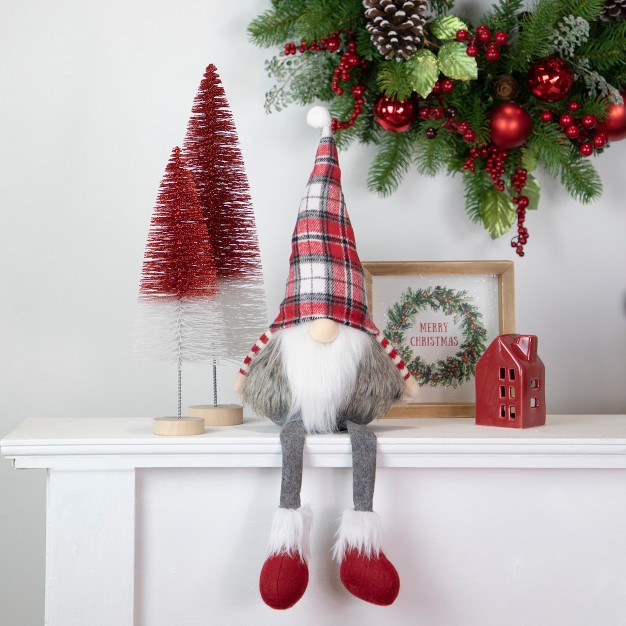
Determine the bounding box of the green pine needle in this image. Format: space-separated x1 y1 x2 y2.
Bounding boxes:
367 131 416 196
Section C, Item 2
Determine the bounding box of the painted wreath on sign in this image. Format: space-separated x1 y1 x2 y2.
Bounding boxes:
383 285 488 387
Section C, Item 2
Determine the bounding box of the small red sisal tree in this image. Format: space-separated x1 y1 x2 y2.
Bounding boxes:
182 64 267 383
135 146 224 417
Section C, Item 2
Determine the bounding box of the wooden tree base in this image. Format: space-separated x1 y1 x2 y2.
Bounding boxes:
153 416 205 436
188 404 244 426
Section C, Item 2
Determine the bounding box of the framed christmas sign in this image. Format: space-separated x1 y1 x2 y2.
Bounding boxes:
363 261 515 418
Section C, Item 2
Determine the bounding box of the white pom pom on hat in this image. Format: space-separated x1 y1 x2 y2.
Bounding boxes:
307 106 332 133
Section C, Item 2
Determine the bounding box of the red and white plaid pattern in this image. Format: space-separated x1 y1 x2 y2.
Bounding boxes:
270 133 378 335
239 129 411 380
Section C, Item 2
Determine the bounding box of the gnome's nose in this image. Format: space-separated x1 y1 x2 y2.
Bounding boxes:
309 318 339 343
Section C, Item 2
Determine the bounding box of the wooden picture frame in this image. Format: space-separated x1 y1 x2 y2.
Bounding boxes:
363 261 515 418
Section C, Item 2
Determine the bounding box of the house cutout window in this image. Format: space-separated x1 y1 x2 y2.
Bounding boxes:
500 405 506 418
509 387 515 398
500 385 506 398
499 367 506 380
509 405 516 419
530 397 538 408
509 368 516 380
530 378 540 389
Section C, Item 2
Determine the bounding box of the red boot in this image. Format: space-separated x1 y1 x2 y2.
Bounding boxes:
259 506 313 610
334 509 400 605
259 552 309 609
340 549 399 605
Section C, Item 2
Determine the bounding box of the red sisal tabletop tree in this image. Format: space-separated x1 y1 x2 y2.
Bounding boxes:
182 64 267 421
135 146 224 434
183 64 267 364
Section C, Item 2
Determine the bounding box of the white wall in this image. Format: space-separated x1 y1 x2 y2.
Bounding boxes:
1 1 624 623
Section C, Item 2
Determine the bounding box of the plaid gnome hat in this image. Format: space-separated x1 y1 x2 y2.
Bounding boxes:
239 107 410 381
270 107 377 335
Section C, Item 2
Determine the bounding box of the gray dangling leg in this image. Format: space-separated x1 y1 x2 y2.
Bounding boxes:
279 417 306 510
346 419 377 512
335 420 400 606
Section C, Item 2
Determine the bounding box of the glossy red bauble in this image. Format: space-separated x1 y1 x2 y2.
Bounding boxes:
489 102 533 148
528 57 574 103
597 94 626 141
373 94 416 132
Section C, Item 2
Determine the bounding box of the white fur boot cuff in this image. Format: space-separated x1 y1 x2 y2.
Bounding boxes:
333 509 382 563
268 505 313 562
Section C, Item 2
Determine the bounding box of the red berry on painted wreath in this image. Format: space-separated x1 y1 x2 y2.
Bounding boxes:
441 79 455 93
559 113 574 127
568 101 581 112
565 124 580 139
541 111 553 122
466 45 479 57
579 142 593 156
456 29 469 41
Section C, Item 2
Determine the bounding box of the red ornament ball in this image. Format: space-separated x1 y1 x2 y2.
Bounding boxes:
373 94 416 132
528 57 574 103
597 94 626 141
489 102 533 148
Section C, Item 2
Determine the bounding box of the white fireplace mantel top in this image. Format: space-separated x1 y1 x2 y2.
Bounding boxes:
2 415 626 470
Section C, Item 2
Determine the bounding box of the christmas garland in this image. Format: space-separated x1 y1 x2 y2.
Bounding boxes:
249 0 626 255
383 286 488 387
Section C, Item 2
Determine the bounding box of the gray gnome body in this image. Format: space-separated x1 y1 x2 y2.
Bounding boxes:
240 326 404 511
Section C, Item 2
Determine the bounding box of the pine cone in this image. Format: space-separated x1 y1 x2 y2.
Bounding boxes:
363 0 427 62
494 75 520 101
600 0 626 20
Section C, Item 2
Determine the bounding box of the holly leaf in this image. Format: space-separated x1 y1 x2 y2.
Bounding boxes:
408 49 439 98
523 174 541 210
430 16 468 41
521 147 538 171
437 41 478 81
507 173 541 210
481 188 515 239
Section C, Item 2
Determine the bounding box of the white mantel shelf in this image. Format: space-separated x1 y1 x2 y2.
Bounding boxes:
4 414 626 626
3 414 626 470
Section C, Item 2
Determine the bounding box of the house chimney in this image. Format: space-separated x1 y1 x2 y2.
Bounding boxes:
512 335 538 361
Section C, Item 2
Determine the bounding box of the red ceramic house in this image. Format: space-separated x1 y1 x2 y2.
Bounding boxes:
475 334 546 428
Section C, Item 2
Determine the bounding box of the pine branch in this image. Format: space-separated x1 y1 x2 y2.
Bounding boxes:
507 0 560 72
248 2 305 46
294 0 364 41
528 123 602 203
558 0 604 21
376 61 415 101
578 21 626 73
414 127 456 176
559 153 603 204
480 0 524 33
367 130 417 196
463 170 493 224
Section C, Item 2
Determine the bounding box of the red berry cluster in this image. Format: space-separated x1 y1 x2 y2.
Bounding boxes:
510 168 530 257
457 25 508 62
419 79 477 143
462 144 507 185
541 101 609 157
282 32 366 133
282 32 341 55
330 38 367 131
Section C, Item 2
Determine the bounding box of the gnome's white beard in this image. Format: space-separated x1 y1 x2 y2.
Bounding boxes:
278 321 369 434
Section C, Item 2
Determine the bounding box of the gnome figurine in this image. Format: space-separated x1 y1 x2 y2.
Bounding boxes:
236 106 419 610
